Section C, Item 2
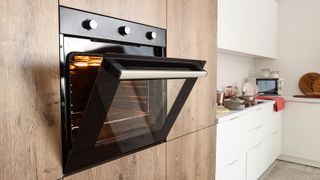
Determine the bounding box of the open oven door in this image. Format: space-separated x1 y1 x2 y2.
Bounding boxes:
63 53 207 174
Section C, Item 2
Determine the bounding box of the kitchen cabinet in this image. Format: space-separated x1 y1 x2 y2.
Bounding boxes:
218 0 278 59
167 0 217 140
1 0 217 179
215 153 246 180
280 102 320 167
216 115 247 172
247 129 281 180
0 0 61 179
64 144 166 180
59 0 166 28
215 102 282 180
166 126 216 180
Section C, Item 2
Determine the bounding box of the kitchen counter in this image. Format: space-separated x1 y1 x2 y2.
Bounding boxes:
283 95 320 104
216 100 275 124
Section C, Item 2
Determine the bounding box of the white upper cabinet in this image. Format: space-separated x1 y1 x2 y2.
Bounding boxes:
218 0 278 59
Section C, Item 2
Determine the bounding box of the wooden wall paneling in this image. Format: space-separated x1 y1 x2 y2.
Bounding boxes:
63 144 166 180
167 0 217 140
0 0 61 179
166 126 216 180
59 0 166 28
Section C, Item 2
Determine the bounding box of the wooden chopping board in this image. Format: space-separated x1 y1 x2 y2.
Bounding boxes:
312 78 320 93
299 73 320 95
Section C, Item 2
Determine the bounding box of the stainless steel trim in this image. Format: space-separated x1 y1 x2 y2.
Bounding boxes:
119 70 207 79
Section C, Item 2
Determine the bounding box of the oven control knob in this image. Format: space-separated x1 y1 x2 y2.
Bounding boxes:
83 19 98 30
118 26 131 36
146 31 157 40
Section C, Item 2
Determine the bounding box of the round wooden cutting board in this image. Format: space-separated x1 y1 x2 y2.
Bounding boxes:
299 73 320 95
312 78 320 93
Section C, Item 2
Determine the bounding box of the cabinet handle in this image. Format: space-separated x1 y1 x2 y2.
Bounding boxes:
254 123 264 130
248 123 265 133
272 130 277 135
254 142 262 148
256 107 263 111
228 159 238 166
230 116 239 121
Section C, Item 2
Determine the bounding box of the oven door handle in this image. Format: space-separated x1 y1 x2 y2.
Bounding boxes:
119 70 207 80
102 53 208 80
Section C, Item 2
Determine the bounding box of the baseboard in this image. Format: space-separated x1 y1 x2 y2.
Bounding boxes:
278 154 320 168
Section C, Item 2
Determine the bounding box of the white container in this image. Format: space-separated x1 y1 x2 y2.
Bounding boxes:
261 68 270 77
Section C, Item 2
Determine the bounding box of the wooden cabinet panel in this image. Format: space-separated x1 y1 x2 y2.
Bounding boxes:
64 144 165 180
59 0 166 28
166 126 216 180
167 0 217 140
0 1 61 179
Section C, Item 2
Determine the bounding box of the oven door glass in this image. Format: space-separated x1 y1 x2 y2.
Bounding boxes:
63 53 206 173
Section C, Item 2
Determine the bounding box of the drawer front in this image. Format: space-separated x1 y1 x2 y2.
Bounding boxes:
245 104 273 132
269 110 282 133
246 129 280 180
246 120 269 150
245 104 275 149
216 153 246 180
216 115 248 171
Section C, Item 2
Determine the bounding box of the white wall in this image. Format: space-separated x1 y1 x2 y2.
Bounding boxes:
255 0 320 95
217 52 255 91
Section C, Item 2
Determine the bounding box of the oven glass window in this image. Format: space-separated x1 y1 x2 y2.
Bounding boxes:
68 55 185 153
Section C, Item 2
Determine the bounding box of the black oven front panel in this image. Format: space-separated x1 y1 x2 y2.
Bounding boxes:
59 6 206 174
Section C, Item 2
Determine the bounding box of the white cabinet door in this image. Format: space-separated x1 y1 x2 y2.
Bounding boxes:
252 0 278 58
216 153 246 180
216 115 247 172
218 0 243 51
283 102 320 162
218 0 278 58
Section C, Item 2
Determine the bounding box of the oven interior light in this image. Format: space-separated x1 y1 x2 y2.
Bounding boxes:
73 62 89 67
72 55 103 67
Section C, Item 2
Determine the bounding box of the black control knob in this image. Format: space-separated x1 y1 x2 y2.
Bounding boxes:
82 19 98 30
118 26 131 36
146 31 157 40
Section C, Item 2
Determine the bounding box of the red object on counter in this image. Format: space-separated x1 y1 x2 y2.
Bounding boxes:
256 96 285 112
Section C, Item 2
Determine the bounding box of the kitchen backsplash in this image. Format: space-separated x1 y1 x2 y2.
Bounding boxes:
217 52 255 92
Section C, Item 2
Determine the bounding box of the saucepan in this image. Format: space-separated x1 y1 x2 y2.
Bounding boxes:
224 97 245 110
239 93 263 103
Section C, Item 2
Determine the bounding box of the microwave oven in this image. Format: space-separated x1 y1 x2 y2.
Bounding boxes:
247 77 284 95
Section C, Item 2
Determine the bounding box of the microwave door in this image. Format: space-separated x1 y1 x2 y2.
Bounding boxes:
257 79 278 95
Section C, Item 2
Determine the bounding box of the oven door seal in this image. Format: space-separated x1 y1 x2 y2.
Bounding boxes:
63 53 207 174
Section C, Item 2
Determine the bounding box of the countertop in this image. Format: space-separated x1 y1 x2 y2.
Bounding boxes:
216 100 275 124
283 95 320 104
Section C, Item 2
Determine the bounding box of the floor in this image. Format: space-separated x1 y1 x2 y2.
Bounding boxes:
260 160 320 180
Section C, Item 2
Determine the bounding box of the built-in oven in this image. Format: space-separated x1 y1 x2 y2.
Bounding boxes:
59 7 207 174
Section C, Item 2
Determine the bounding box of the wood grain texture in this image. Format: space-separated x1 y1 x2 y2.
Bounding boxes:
59 0 166 28
298 73 320 95
312 78 320 93
167 0 217 140
0 0 61 180
64 144 166 180
166 126 216 180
